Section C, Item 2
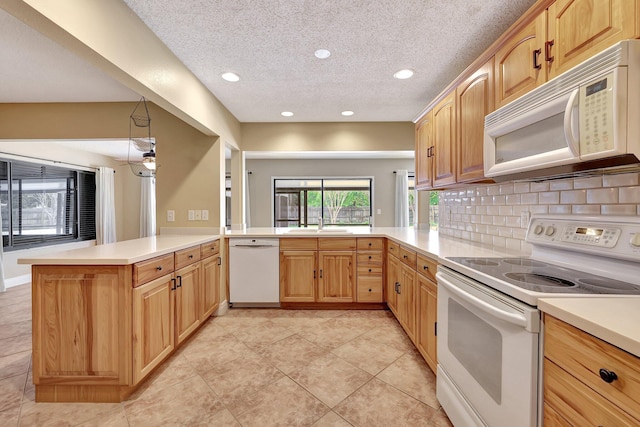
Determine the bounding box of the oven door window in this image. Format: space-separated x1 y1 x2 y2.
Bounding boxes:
449 298 502 403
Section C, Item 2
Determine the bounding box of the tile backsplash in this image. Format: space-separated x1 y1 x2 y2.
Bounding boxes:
437 172 640 254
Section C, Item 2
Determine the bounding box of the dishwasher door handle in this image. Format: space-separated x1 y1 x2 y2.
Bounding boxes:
233 245 277 248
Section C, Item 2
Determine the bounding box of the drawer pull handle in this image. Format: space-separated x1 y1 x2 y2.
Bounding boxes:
156 266 163 271
403 255 408 259
188 255 194 259
599 369 618 383
368 269 372 272
368 288 372 292
423 265 429 270
533 48 542 70
368 255 372 260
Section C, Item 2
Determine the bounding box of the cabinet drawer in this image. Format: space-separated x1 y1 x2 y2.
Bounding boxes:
357 252 383 265
357 266 383 276
357 238 384 251
357 276 383 302
417 254 438 282
544 358 640 426
544 315 640 421
175 245 201 270
200 240 220 258
318 237 356 250
280 238 317 250
133 254 175 287
387 240 400 257
399 246 417 269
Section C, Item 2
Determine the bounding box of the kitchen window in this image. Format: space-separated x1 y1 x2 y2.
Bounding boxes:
273 178 372 227
0 159 96 251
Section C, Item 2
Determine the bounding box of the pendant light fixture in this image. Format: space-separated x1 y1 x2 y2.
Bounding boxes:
128 97 156 177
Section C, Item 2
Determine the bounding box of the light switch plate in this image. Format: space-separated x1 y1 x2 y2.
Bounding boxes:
195 210 202 220
377 209 382 215
167 210 175 222
188 210 195 221
202 210 209 221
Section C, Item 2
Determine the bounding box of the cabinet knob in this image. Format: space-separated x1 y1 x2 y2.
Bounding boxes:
368 288 372 292
368 255 372 260
423 265 428 270
368 243 372 247
188 254 194 259
599 369 618 383
368 268 372 272
156 266 163 271
403 255 408 259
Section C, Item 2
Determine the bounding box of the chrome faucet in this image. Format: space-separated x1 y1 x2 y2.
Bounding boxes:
318 217 323 230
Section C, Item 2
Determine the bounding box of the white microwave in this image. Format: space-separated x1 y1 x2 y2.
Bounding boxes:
484 40 640 180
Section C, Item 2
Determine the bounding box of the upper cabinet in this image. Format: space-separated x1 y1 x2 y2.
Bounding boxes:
414 0 640 190
457 58 494 183
495 13 546 109
547 0 640 79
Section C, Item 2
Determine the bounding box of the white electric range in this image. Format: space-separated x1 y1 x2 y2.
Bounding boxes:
436 215 640 427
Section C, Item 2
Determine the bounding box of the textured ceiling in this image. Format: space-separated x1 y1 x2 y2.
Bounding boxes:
122 0 536 122
0 0 536 122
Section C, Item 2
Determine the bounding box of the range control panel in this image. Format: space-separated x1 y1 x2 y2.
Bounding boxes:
526 216 640 259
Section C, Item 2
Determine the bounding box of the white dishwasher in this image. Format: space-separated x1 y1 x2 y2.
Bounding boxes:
229 238 280 307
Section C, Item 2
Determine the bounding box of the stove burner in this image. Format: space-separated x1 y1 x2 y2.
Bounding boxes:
504 273 577 288
503 258 548 267
578 278 640 294
464 259 501 266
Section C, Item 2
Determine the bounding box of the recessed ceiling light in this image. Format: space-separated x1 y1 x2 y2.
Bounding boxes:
393 69 414 80
341 110 354 117
281 111 294 117
221 72 240 82
314 49 331 59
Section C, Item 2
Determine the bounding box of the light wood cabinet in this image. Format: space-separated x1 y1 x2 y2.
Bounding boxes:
417 273 437 373
456 58 494 183
280 250 317 302
133 273 175 384
543 314 640 425
495 12 547 109
31 239 220 403
547 0 640 79
432 91 457 187
200 248 221 321
318 251 356 302
386 242 417 342
175 262 201 345
415 111 433 190
386 248 400 313
356 237 384 302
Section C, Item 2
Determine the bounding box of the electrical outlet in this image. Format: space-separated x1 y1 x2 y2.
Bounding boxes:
202 210 209 221
188 210 195 221
521 210 531 227
377 209 382 215
195 210 202 220
167 210 175 222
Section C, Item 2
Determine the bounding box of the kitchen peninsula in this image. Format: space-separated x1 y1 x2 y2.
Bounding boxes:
18 235 221 403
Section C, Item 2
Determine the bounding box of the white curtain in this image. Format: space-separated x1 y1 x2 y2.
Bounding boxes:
395 170 410 227
0 205 5 293
245 171 251 228
96 167 116 245
140 177 156 238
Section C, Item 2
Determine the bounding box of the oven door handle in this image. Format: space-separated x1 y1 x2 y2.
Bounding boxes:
439 276 527 328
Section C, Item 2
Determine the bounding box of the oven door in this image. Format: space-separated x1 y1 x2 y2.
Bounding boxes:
436 267 540 427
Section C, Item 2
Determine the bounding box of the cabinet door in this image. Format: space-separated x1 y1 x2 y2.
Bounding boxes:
318 251 356 303
386 254 400 313
280 250 317 302
547 0 640 79
201 254 220 321
417 274 438 373
495 12 546 108
133 274 175 384
432 91 457 188
456 58 494 184
175 263 201 345
397 263 417 341
415 111 433 190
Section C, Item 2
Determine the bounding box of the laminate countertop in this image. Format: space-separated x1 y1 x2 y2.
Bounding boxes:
539 297 640 358
17 235 219 265
225 227 521 261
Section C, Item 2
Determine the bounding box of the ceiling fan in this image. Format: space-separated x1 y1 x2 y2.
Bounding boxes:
128 97 156 178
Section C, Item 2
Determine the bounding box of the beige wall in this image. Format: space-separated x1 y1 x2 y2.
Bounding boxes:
241 122 414 152
246 158 414 227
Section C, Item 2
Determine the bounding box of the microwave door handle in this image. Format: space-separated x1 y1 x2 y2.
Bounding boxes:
563 88 580 157
439 275 527 328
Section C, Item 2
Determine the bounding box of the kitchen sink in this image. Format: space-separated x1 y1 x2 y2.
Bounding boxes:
285 228 352 234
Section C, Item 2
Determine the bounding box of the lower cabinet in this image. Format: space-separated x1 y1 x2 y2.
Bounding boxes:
317 251 356 302
386 253 400 313
397 263 417 341
417 274 438 373
133 274 175 383
280 250 317 302
201 248 221 320
175 262 201 345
